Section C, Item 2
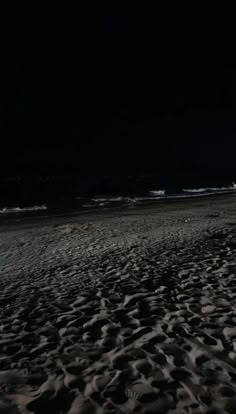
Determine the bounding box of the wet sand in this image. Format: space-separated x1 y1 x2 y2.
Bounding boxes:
0 195 236 413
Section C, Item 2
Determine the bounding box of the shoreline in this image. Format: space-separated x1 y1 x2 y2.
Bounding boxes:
0 192 235 232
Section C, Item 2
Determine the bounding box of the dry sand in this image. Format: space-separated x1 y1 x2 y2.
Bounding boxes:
0 195 236 413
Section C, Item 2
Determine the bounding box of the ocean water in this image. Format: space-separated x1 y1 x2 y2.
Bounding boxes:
0 175 235 221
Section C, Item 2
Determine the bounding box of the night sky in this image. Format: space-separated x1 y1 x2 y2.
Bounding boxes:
1 3 236 181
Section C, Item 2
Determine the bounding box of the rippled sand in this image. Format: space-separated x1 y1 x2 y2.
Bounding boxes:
0 196 236 413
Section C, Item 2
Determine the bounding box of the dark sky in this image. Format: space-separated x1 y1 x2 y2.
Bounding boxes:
1 3 236 180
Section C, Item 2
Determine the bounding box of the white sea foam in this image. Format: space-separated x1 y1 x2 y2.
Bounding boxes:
82 202 110 208
183 188 207 193
133 196 163 201
92 197 128 202
183 187 231 193
0 205 48 214
108 197 128 201
84 196 165 208
149 190 166 196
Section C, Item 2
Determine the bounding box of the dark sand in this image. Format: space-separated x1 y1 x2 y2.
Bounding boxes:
0 194 236 413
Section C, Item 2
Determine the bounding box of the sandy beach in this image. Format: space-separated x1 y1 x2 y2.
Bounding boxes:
0 194 236 413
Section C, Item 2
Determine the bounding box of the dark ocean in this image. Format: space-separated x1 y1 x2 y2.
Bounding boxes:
0 175 235 222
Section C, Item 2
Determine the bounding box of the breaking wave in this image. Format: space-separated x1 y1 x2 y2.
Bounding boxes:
92 197 129 202
79 185 235 209
182 187 230 193
0 205 48 214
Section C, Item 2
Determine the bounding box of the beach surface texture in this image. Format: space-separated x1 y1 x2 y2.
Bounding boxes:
0 195 236 413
